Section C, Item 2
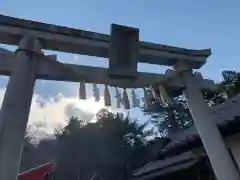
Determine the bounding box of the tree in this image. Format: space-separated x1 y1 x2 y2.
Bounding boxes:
144 70 240 136
143 93 193 136
202 88 226 106
201 70 240 106
20 122 47 173
53 110 151 180
221 70 240 98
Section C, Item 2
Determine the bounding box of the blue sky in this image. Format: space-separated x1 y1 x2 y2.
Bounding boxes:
0 0 240 134
1 0 240 78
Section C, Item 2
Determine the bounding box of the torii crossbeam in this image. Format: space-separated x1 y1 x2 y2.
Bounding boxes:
0 14 238 180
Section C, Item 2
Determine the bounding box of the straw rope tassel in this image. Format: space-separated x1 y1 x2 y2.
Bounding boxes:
79 82 86 100
104 85 111 106
115 87 121 108
93 83 100 102
122 89 130 109
156 89 163 104
158 84 169 103
131 89 140 108
143 88 149 109
148 87 155 101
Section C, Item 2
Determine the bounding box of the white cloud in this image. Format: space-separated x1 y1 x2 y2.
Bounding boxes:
0 84 149 140
30 95 115 134
0 46 151 140
0 88 114 136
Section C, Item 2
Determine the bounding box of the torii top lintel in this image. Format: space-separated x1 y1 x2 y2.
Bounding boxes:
0 14 211 69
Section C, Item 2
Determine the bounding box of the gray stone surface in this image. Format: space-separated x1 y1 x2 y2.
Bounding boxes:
0 14 211 68
0 37 41 180
164 94 240 151
109 24 139 78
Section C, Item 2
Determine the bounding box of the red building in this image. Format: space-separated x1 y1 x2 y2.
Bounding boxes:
18 162 53 180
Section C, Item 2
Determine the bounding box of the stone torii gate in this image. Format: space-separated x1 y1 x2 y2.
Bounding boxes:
0 15 239 180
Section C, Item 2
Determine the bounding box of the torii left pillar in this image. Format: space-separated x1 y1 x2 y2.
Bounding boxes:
0 37 41 180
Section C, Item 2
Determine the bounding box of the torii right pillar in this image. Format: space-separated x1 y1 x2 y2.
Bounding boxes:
174 61 240 180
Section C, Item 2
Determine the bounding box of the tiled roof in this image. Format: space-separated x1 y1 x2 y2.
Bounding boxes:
133 95 240 179
133 152 194 176
162 94 240 153
133 160 197 180
132 152 198 179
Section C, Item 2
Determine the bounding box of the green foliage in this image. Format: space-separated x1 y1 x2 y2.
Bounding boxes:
202 87 226 107
221 70 240 98
53 109 152 180
144 70 240 135
143 95 193 135
20 70 240 179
